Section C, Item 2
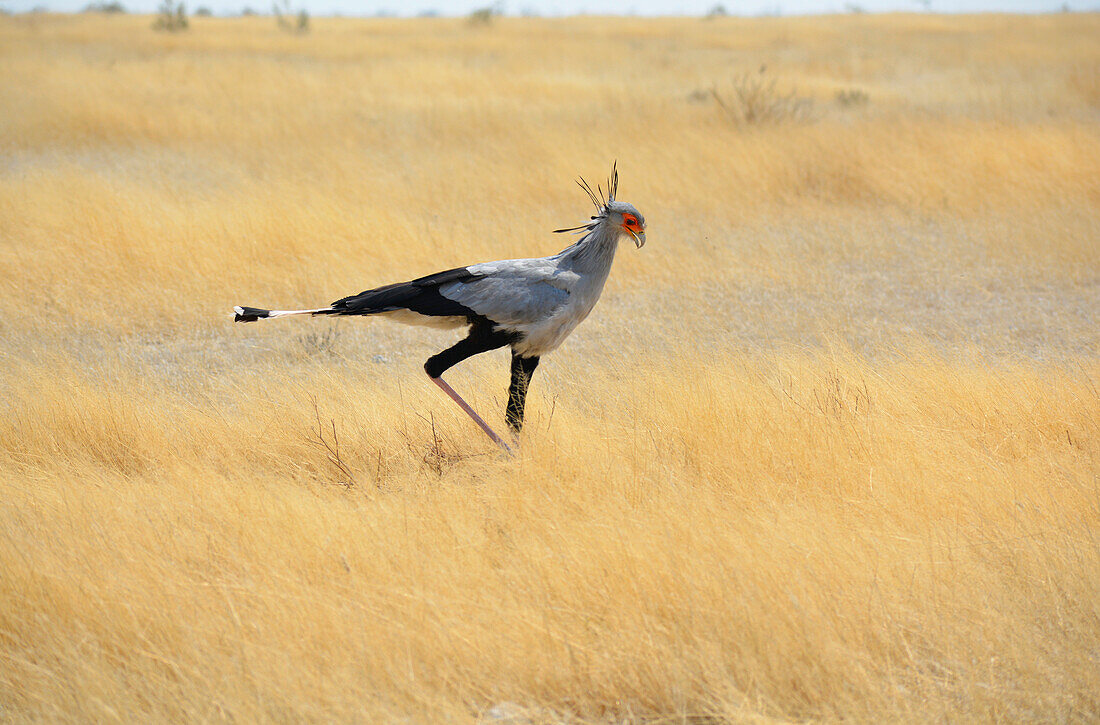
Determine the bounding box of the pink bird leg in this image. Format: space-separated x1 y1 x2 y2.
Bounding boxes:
430 377 513 454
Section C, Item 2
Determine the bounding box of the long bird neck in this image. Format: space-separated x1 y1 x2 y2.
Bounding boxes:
559 221 620 275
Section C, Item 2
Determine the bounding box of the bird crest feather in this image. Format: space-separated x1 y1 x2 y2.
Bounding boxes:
554 161 619 234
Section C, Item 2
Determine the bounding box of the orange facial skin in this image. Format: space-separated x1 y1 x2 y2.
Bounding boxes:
622 213 644 234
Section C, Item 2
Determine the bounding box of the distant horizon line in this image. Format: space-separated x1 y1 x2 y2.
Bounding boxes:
12 6 1099 17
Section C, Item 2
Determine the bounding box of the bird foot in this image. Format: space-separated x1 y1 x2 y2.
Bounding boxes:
430 377 513 454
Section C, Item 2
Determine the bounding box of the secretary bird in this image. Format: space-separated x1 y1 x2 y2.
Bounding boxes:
233 165 646 452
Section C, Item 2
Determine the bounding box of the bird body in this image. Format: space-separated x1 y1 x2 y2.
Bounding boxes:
449 225 622 357
234 166 645 450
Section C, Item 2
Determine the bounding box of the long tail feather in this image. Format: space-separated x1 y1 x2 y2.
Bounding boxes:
233 305 336 322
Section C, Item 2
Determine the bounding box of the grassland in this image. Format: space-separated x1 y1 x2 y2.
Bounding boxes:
1 10 1099 723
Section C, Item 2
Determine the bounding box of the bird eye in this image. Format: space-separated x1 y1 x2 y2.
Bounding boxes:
623 214 637 227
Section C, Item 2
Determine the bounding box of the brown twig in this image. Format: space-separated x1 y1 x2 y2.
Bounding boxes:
307 395 355 486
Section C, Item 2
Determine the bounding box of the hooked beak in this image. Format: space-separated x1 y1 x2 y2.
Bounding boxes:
630 230 646 249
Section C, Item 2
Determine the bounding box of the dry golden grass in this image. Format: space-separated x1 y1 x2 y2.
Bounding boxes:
1 10 1099 724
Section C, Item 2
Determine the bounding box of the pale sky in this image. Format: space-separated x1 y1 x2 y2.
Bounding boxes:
6 0 1089 15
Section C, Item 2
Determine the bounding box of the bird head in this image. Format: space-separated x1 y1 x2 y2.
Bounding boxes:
606 200 647 249
554 162 647 249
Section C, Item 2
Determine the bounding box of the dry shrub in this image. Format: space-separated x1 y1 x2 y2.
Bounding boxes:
151 0 187 31
711 66 814 126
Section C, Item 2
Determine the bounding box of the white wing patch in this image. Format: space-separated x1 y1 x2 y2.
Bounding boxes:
380 309 468 330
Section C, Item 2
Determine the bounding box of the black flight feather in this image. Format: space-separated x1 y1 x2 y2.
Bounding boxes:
331 267 489 321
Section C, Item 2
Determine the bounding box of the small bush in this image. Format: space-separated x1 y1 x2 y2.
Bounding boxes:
297 325 341 359
710 65 813 127
194 6 212 15
83 1 126 11
835 88 870 107
468 4 500 26
273 0 308 34
705 4 728 18
152 1 187 31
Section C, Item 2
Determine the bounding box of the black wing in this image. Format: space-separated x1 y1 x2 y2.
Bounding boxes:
331 266 488 319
